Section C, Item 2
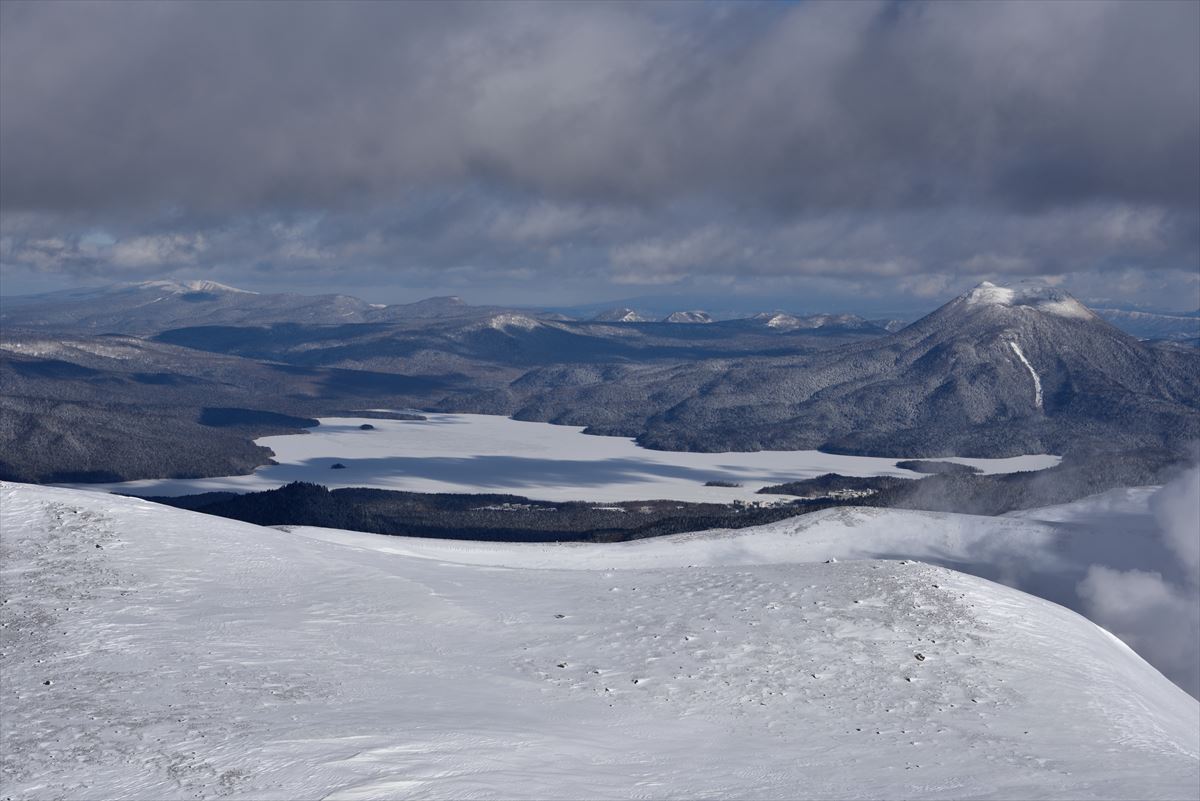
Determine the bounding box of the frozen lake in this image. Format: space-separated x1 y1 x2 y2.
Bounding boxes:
84 413 1061 503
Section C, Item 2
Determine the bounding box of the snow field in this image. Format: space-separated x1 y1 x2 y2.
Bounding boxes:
2 482 1196 800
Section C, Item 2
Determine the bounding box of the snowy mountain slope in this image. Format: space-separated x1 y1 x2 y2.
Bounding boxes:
291 495 1170 601
299 483 1198 694
2 482 1196 800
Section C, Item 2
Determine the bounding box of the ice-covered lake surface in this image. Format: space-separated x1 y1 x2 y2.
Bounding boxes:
88 413 1061 502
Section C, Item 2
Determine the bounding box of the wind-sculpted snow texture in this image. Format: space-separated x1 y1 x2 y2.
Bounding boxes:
2 482 1197 800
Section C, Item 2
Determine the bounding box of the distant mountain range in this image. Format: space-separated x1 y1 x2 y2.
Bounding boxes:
1 280 1196 482
5 279 1195 343
4 280 889 334
0 281 504 334
451 282 1200 456
1092 307 1200 342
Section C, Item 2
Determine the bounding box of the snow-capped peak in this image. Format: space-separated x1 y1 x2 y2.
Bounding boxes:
961 281 1093 320
663 310 713 324
963 281 1016 306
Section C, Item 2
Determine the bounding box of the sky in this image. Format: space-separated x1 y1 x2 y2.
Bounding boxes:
1 0 1198 313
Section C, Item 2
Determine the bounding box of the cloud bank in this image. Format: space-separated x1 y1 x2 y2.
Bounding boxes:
1 1 1197 306
1078 466 1200 698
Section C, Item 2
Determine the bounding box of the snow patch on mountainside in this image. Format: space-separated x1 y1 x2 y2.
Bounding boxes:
1 482 1196 800
1008 341 1044 409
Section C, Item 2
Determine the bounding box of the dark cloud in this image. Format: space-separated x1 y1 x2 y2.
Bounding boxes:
3 194 1194 310
1 1 1197 306
4 0 1197 214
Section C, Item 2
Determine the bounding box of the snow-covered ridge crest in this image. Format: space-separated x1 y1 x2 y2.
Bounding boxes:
663 310 713 324
962 281 1093 320
126 279 258 295
0 336 146 361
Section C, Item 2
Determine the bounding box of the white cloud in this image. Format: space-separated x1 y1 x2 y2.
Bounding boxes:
110 234 207 270
609 226 736 283
1077 467 1200 697
1151 466 1200 576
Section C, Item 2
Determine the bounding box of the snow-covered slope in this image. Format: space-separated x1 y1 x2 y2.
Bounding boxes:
2 482 1196 800
300 483 1199 694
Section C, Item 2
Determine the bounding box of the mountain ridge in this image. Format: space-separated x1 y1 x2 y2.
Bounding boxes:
2 281 1196 479
476 282 1200 456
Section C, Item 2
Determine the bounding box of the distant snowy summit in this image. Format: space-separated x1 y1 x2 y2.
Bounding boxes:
592 307 649 323
663 310 713 324
126 279 258 295
750 311 804 329
959 280 1095 320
